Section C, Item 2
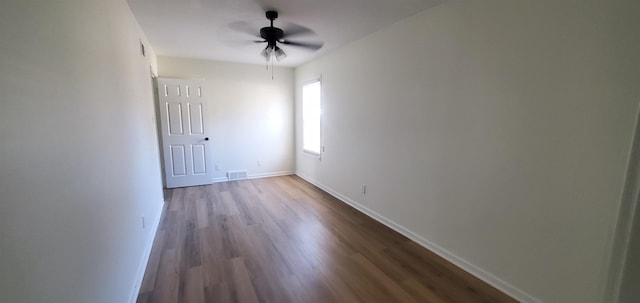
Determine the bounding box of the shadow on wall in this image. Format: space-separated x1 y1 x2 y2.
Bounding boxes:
610 106 640 303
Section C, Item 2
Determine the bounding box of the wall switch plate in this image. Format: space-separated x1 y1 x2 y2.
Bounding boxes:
215 164 221 171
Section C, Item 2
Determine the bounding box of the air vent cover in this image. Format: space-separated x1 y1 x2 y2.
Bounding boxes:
227 170 248 181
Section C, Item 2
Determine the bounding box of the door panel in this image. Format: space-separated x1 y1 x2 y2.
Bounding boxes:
192 145 206 174
170 145 187 176
167 103 184 135
188 103 204 134
158 78 213 188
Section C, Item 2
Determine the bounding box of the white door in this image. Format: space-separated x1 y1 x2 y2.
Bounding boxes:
157 78 213 188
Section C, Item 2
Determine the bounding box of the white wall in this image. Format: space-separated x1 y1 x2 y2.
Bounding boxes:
295 1 640 303
0 1 164 303
158 57 295 181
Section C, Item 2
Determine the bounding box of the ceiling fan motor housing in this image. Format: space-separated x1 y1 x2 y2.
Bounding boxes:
260 27 284 46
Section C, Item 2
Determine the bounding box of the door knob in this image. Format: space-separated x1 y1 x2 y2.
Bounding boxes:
204 137 209 141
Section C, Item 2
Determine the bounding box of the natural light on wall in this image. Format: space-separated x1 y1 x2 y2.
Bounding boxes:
302 80 321 156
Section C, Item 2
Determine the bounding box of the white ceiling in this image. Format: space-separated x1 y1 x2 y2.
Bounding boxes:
127 0 444 67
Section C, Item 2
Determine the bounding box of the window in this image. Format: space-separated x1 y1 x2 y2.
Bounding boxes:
302 79 321 156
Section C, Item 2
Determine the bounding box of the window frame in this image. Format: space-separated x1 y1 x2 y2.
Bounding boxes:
301 77 322 158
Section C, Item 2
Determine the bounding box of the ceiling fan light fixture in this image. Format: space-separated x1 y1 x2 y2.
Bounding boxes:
261 46 272 62
229 10 323 77
274 46 287 62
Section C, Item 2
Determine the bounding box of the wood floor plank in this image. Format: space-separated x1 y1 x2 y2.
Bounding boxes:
139 230 166 293
204 283 232 303
218 215 243 259
350 253 418 303
220 191 240 216
138 176 518 303
285 272 338 303
149 249 179 303
401 278 449 303
195 198 209 229
181 266 205 303
182 219 201 269
169 188 184 211
136 291 151 303
228 257 259 303
199 225 224 286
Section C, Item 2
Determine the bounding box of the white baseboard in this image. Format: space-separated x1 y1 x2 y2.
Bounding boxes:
129 200 164 303
211 171 294 184
248 171 294 179
295 172 543 303
212 177 229 183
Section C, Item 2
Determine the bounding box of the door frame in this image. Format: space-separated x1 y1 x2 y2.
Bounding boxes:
149 69 167 188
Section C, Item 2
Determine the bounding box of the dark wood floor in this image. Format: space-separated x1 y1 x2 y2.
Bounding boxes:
137 175 517 303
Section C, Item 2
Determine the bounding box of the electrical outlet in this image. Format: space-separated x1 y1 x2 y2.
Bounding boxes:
361 184 367 195
257 160 262 167
141 216 146 229
215 164 221 171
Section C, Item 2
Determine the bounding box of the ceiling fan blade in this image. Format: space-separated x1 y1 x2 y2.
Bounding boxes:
282 40 324 51
282 23 316 39
228 21 261 39
220 39 262 48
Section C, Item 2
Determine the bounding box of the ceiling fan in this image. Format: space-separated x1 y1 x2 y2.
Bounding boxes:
231 10 324 63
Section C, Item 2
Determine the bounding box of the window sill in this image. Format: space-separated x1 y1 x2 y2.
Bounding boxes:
303 149 321 159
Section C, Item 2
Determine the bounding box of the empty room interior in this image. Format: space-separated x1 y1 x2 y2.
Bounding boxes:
1 1 640 303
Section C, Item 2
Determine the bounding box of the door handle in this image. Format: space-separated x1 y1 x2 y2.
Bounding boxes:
204 137 209 141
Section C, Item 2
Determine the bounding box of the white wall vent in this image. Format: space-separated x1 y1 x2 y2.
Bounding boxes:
227 170 248 181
